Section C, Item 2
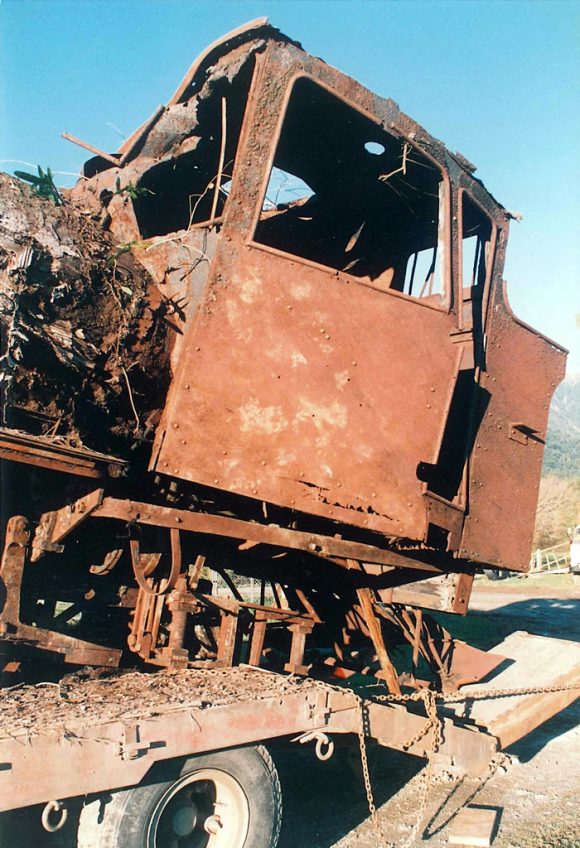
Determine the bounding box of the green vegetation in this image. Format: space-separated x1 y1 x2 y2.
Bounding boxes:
14 165 63 205
533 378 580 548
433 609 515 652
106 240 148 268
113 177 154 200
477 572 578 590
542 378 580 478
533 475 580 548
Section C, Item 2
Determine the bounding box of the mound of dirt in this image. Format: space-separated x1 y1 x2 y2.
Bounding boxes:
0 173 170 456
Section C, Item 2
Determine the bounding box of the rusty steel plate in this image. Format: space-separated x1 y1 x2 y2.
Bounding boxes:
155 243 459 539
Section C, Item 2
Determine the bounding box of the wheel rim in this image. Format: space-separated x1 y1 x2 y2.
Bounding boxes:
148 767 250 848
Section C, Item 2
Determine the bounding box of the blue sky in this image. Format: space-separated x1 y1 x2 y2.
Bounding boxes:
1 0 578 374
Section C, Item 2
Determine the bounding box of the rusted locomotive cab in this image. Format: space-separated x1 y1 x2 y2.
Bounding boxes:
0 20 566 685
141 28 565 572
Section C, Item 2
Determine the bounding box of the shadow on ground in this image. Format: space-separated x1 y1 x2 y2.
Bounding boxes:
507 698 580 763
436 597 580 651
273 741 423 848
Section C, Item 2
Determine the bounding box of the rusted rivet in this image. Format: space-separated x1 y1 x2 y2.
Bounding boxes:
173 423 179 429
184 384 190 390
213 479 219 484
352 360 357 366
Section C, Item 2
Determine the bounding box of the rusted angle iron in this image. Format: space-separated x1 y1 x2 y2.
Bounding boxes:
0 516 121 667
93 497 443 573
0 428 126 479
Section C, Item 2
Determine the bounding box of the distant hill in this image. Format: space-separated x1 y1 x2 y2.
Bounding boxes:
542 377 580 478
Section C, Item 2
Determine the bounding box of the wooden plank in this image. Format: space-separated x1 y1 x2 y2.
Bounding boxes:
357 587 401 694
448 805 500 847
460 632 580 748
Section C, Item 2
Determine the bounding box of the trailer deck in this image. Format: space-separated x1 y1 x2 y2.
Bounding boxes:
3 628 579 818
1 666 500 814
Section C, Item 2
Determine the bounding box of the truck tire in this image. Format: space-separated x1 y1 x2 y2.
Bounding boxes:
77 745 282 848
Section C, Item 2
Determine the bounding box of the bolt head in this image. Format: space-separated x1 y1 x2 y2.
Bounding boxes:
204 815 222 835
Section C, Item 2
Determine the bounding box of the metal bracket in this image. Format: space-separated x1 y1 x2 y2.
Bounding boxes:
509 422 529 446
305 692 331 726
31 489 104 562
119 724 152 761
423 492 465 550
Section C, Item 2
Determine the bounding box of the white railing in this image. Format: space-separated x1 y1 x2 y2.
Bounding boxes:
529 542 571 574
209 570 276 605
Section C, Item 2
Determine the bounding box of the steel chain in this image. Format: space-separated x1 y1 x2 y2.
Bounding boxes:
354 693 395 847
346 679 580 848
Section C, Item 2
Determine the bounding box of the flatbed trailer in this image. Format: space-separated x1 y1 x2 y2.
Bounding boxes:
1 636 579 848
0 667 494 848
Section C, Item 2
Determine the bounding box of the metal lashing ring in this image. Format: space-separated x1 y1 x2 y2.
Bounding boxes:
295 730 335 761
41 800 68 833
315 733 335 761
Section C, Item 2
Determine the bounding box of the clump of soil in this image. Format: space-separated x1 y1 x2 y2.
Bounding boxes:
0 173 170 456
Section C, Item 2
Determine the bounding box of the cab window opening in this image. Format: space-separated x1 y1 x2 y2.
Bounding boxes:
254 76 447 303
462 194 492 293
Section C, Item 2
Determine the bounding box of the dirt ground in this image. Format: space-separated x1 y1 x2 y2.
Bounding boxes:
275 578 580 848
